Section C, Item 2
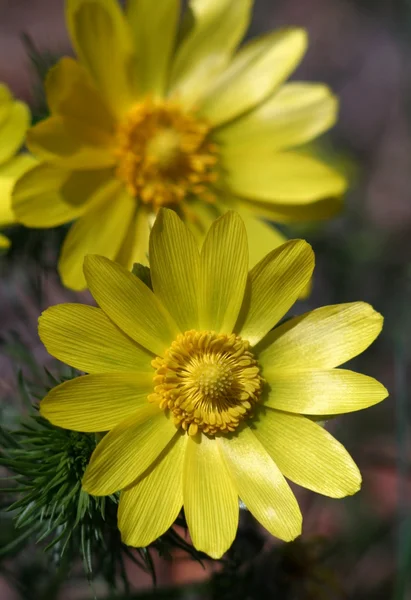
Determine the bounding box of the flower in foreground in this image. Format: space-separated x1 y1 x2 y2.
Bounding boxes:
14 0 346 290
39 210 387 558
0 83 34 248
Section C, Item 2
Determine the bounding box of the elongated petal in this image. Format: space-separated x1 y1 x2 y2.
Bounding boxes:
59 182 134 290
263 369 388 414
46 57 115 133
199 29 307 126
0 84 12 128
256 303 383 370
12 163 106 227
40 372 153 432
150 209 200 331
224 151 346 203
242 195 342 224
27 115 115 169
236 240 314 346
115 204 150 269
119 433 187 547
183 434 238 559
254 409 361 497
169 0 252 107
216 83 337 152
66 0 138 115
39 304 153 374
198 211 248 332
0 155 37 226
218 426 301 541
240 209 288 269
83 407 177 495
126 0 179 97
0 101 30 165
84 255 180 356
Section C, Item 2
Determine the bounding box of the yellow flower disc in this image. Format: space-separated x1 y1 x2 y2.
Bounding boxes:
150 330 264 436
114 99 219 209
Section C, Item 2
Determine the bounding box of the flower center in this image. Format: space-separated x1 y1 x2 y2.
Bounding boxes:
114 99 219 209
149 330 264 436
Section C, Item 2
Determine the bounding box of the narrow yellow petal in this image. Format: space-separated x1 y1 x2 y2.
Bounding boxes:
263 369 388 414
169 0 252 107
12 163 102 228
254 409 362 498
199 211 248 332
236 240 314 346
150 209 200 331
0 155 37 226
0 83 12 127
46 57 116 133
27 115 115 169
0 101 30 164
0 233 10 249
242 195 343 224
114 204 150 269
66 0 138 116
218 426 302 542
125 0 179 97
59 182 134 290
84 255 180 356
223 151 347 203
83 407 177 495
39 304 153 374
40 372 153 432
119 433 187 547
215 83 337 152
199 29 307 126
183 434 239 559
256 302 383 370
239 209 288 269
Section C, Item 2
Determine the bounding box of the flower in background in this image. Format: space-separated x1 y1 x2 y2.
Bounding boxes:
0 84 34 248
39 210 387 559
14 0 346 290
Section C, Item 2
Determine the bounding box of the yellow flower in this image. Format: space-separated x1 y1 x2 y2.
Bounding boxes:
39 210 387 559
13 0 346 290
0 84 35 248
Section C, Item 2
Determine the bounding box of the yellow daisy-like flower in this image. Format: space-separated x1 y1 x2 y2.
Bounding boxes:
0 84 34 248
39 210 387 559
13 0 346 290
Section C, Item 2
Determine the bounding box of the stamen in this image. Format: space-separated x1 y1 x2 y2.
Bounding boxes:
114 99 219 210
151 330 264 436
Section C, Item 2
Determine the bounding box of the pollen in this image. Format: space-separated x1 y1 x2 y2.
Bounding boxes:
114 98 219 210
149 330 264 436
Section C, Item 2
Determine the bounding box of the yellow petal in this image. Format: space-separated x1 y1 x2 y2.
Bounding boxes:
66 0 138 116
263 369 388 414
12 163 101 227
0 83 12 127
254 409 361 498
119 432 187 547
114 203 150 269
223 150 347 203
39 303 153 374
0 101 30 165
27 115 115 169
183 434 238 559
215 83 337 152
150 208 200 331
236 240 314 346
256 302 383 370
198 29 307 126
125 0 179 97
169 0 252 107
58 182 134 290
83 407 177 495
0 233 10 249
218 426 302 541
46 57 116 133
84 255 180 356
40 372 153 432
239 209 288 269
198 211 248 332
0 155 37 226
243 195 343 224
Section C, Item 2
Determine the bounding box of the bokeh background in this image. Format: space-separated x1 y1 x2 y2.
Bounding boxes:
0 0 410 598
